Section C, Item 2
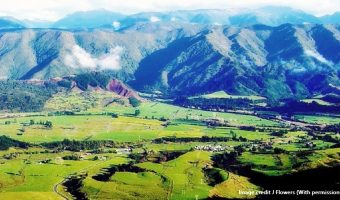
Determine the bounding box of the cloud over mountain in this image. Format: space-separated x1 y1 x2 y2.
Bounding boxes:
64 45 124 70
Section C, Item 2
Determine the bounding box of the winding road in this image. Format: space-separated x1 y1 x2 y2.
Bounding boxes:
53 179 69 200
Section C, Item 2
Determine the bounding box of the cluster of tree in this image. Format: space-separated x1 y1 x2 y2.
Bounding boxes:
41 139 115 151
92 164 145 182
306 128 339 144
211 151 240 169
320 94 340 104
62 154 81 161
295 150 315 158
51 111 76 116
3 153 19 160
157 151 187 163
271 130 288 137
134 109 141 116
63 174 88 200
111 113 119 118
129 153 147 163
273 147 287 154
129 97 141 107
73 72 111 90
323 124 340 134
204 168 229 186
239 126 257 131
57 79 72 88
322 135 339 143
0 135 29 150
174 96 265 110
0 80 58 112
159 117 168 122
27 120 53 128
270 100 340 114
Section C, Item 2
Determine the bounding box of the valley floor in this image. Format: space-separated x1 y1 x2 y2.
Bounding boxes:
0 101 339 200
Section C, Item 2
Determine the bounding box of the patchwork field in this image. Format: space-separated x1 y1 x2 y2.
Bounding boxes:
0 99 339 199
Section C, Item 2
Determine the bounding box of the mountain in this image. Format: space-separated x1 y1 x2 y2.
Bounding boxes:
0 22 202 80
22 19 53 28
230 6 321 26
52 9 125 29
0 17 25 29
117 9 233 29
0 23 338 100
1 7 339 30
321 12 340 24
130 24 340 100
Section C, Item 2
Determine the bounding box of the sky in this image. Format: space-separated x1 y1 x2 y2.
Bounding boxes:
0 0 339 21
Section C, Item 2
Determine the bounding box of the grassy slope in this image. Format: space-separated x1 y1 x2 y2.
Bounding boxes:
138 151 212 200
102 102 278 127
193 91 266 101
209 172 259 199
295 115 340 125
0 148 128 200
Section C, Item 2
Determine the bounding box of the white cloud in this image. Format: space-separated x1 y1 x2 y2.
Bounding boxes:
64 45 124 70
97 47 124 70
150 16 161 22
305 50 332 65
65 45 96 68
0 0 339 21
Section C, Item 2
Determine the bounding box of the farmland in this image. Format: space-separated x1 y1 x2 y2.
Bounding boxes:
0 92 339 199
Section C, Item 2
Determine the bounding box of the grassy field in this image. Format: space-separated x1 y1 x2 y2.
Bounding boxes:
0 148 128 200
102 102 279 127
0 92 339 199
301 99 334 106
209 172 259 199
0 111 278 144
138 151 212 200
295 115 340 125
238 152 294 176
0 115 164 143
192 91 266 101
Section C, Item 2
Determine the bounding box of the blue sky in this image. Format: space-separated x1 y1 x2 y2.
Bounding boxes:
0 0 339 21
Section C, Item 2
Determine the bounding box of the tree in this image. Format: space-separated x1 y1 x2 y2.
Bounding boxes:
159 117 167 122
45 121 53 129
57 80 72 88
231 130 237 140
129 97 141 107
111 113 119 118
134 109 141 116
274 147 286 154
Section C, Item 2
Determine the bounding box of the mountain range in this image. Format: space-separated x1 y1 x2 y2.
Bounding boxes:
0 7 339 30
0 21 339 100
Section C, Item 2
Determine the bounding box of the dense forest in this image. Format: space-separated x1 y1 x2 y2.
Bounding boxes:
73 72 111 90
0 135 29 150
271 100 340 114
0 80 59 112
0 72 112 112
41 139 115 151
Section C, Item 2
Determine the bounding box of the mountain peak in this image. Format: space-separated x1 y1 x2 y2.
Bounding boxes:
0 16 25 29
